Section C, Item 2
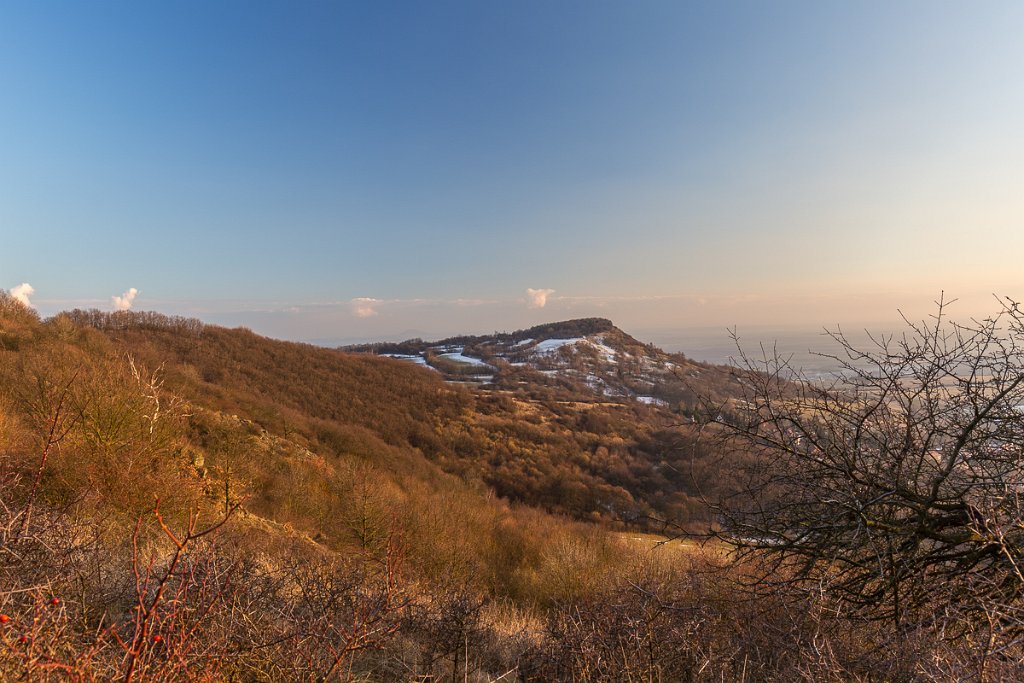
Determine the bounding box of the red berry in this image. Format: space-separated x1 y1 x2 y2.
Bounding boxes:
49 598 60 606
18 635 28 644
0 615 9 624
152 634 163 643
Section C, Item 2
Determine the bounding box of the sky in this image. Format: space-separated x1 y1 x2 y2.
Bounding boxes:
3 2 1023 349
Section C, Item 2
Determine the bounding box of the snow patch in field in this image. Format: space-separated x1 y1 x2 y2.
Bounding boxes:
636 396 669 407
447 375 494 386
439 352 491 367
381 354 438 371
512 338 534 347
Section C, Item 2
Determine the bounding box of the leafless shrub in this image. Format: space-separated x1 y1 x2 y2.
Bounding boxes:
700 295 1024 679
226 531 409 681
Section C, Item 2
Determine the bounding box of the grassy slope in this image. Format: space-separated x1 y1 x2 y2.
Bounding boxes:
5 309 680 603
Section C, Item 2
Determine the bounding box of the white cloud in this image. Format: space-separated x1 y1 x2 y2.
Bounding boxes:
112 287 139 311
350 297 381 318
526 288 555 309
9 283 35 308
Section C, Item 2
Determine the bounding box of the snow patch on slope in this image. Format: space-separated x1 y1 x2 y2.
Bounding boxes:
439 351 491 367
381 354 438 372
533 338 585 354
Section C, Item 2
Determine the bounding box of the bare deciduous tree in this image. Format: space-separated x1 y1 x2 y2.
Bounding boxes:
703 295 1024 675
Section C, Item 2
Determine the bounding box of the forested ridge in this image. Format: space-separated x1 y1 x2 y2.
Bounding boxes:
65 309 732 529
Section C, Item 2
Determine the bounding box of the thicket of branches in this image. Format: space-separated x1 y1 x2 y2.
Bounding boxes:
703 295 1024 681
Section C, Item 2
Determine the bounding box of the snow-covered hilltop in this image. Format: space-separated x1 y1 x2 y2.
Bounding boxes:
342 318 731 409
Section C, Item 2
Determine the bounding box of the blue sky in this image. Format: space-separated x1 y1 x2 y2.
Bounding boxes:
3 2 1023 344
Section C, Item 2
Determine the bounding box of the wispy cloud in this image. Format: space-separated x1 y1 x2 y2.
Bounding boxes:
112 287 139 311
526 288 555 309
350 297 381 318
9 283 35 308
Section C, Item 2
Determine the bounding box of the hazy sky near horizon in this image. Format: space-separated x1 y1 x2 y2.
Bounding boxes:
3 2 1023 344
